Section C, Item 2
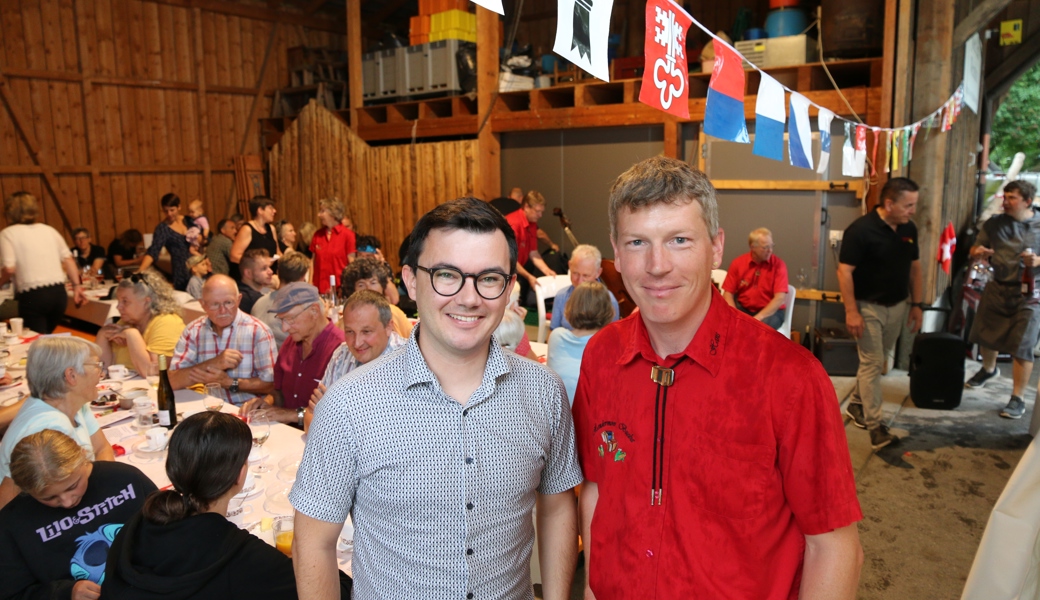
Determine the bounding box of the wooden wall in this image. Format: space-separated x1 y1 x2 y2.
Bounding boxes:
268 101 479 271
0 0 344 247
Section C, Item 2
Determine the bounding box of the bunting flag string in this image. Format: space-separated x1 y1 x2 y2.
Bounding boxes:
753 74 786 160
703 39 749 143
816 108 834 175
870 128 880 177
788 93 813 169
638 0 692 119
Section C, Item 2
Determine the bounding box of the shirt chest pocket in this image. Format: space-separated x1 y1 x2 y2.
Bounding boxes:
672 430 777 520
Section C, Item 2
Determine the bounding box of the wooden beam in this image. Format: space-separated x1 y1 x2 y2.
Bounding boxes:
347 0 362 130
0 165 235 175
893 0 915 128
192 8 214 211
662 119 680 159
476 6 501 201
0 70 75 236
302 0 326 15
150 0 344 33
953 0 1013 49
880 0 897 129
0 66 276 96
985 28 1040 97
712 179 866 200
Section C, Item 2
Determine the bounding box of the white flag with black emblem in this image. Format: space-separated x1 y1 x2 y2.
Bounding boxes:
553 0 615 81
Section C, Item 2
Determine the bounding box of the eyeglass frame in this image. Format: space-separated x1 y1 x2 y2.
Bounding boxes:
203 299 239 313
276 303 319 326
413 265 515 300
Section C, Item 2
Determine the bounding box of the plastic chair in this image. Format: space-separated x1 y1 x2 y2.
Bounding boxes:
711 269 727 290
535 274 573 343
778 284 796 339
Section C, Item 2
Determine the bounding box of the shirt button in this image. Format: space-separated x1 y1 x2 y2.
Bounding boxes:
646 549 654 558
466 548 474 555
466 502 474 510
467 594 474 599
465 457 473 464
462 409 468 416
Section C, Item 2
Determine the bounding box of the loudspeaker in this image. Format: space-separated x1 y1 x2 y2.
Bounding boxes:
910 332 965 410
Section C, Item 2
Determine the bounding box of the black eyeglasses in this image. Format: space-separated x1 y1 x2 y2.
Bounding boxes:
414 265 513 300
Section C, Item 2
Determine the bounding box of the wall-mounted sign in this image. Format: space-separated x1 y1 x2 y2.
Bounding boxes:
1001 19 1022 46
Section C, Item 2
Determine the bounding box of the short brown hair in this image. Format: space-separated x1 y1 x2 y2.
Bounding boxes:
608 157 718 241
240 248 271 272
522 190 546 208
9 430 89 494
343 289 392 327
1006 180 1037 203
319 198 346 222
5 191 38 224
279 252 311 284
564 282 614 330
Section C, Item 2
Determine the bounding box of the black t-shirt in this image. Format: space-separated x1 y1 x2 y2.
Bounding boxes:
239 284 264 315
0 461 157 599
839 208 919 304
71 244 107 270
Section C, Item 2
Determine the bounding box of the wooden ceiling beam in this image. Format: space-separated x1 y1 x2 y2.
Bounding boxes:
985 28 1040 97
953 0 1013 49
151 0 345 33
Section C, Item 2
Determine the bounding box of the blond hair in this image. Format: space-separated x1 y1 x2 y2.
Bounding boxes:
608 157 718 241
9 430 89 494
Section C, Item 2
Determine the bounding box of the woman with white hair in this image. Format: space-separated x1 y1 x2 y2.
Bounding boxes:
0 430 155 600
96 269 185 377
0 337 114 509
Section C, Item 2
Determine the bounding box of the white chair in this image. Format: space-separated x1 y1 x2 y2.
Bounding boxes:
535 274 573 344
778 284 796 339
711 269 727 290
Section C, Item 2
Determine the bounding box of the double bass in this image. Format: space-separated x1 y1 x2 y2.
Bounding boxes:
553 208 636 319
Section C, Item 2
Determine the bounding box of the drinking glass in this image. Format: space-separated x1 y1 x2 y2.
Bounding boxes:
796 268 808 290
274 518 294 557
203 383 224 412
247 409 272 473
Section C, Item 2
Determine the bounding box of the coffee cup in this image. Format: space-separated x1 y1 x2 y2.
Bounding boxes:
145 427 167 450
10 318 23 336
226 504 254 528
3 335 17 346
0 364 7 378
0 323 9 337
107 364 128 379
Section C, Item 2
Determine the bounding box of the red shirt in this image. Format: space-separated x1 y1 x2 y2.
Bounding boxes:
572 291 861 600
722 252 789 313
310 225 356 294
506 209 538 264
273 320 345 409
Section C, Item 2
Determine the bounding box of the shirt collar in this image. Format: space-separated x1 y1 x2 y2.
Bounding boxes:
616 289 731 378
403 324 511 398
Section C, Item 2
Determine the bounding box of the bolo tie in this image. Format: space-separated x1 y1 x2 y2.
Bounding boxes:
650 356 686 506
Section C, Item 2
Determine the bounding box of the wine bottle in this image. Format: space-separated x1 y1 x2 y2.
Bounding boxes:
1023 248 1037 299
156 354 177 428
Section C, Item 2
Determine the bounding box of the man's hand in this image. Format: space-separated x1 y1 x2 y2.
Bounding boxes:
908 306 923 333
845 310 865 339
73 287 88 307
528 274 540 289
309 382 327 408
1024 251 1040 268
189 365 231 385
240 395 274 415
544 269 557 277
972 246 995 259
71 579 101 600
215 349 243 370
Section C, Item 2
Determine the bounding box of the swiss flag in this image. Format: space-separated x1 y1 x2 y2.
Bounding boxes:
638 0 692 119
937 222 956 274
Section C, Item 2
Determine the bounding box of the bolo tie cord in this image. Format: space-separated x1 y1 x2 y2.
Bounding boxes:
650 357 686 506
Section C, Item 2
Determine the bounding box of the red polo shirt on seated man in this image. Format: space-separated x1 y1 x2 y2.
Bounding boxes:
241 282 344 428
721 227 789 330
572 157 863 600
505 190 557 293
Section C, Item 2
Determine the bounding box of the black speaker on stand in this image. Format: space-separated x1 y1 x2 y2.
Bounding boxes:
909 332 965 410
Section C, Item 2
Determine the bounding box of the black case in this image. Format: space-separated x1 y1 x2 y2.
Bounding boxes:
909 332 965 410
813 328 860 376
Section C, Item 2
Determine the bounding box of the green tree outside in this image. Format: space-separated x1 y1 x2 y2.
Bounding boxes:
991 61 1040 171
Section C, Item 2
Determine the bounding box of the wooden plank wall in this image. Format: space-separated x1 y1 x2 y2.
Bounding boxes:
268 101 479 272
0 0 343 247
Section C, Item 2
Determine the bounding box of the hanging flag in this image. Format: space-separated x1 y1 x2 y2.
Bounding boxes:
753 74 786 161
937 222 957 274
787 92 812 169
870 128 880 177
638 0 692 118
908 123 920 161
889 130 899 172
842 122 858 177
703 39 749 143
469 0 504 14
882 130 891 173
843 123 867 177
553 0 615 81
815 108 834 175
902 126 911 168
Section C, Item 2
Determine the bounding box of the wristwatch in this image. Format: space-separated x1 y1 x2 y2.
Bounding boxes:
912 302 927 310
229 378 240 394
297 407 306 428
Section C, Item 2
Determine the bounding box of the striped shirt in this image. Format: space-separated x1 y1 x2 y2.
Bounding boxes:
291 326 584 600
171 310 277 406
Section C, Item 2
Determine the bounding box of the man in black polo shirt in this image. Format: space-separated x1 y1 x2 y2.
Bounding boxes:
837 177 924 449
965 180 1040 420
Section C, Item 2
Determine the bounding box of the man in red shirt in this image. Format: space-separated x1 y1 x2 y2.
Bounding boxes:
505 191 557 296
310 198 356 294
721 227 789 329
573 157 863 600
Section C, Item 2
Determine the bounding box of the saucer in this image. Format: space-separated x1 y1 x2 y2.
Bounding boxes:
234 482 264 500
132 438 168 454
97 381 124 395
90 398 120 410
105 370 138 382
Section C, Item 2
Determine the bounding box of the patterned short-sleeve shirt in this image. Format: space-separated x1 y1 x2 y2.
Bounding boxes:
170 310 277 405
318 331 407 389
290 326 584 600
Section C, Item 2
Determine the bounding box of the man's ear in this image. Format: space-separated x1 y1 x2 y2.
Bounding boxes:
402 265 418 301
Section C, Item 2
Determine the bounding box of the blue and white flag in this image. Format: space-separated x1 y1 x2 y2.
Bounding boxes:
815 108 834 175
753 74 785 161
787 92 813 170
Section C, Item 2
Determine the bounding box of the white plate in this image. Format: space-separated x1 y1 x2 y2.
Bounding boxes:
0 392 24 407
90 398 120 410
97 381 124 395
131 438 168 454
234 482 265 500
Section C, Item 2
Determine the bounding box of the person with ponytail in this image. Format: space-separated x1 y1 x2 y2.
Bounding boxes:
103 412 351 599
0 430 155 600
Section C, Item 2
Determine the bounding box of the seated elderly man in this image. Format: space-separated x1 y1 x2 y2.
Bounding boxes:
239 248 274 315
240 283 344 427
253 252 312 348
342 257 413 337
168 274 276 406
549 244 620 332
722 227 789 330
304 290 406 431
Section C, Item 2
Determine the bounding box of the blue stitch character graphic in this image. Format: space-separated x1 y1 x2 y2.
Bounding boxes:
70 523 123 584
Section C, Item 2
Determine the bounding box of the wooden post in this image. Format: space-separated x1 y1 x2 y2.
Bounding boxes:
476 6 500 201
346 0 362 131
662 119 681 160
907 0 955 302
192 8 214 212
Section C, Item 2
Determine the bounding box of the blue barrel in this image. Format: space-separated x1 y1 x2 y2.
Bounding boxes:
764 8 808 38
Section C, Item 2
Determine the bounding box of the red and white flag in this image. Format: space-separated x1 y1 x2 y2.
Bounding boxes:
937 221 956 274
639 0 692 118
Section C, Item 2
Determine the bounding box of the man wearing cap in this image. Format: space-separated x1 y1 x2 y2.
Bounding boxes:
253 252 312 348
240 282 344 427
169 274 277 406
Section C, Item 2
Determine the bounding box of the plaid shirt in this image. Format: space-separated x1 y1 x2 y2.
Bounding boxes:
171 310 277 406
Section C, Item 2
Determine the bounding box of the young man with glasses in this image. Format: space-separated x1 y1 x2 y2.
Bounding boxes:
70 227 106 274
239 283 343 427
290 197 583 600
168 274 276 406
